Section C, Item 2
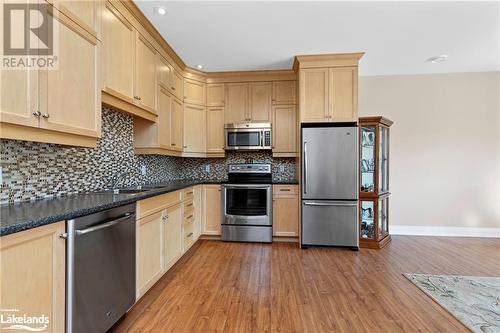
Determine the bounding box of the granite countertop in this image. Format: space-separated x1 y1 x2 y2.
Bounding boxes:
1 179 298 237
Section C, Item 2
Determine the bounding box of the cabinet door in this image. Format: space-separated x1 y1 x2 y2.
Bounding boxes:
207 83 225 107
0 222 65 333
272 105 296 154
193 185 203 239
225 83 248 123
137 211 164 297
273 186 299 237
158 87 172 148
164 203 182 271
202 185 222 235
183 103 206 153
171 70 183 101
157 56 172 91
272 81 296 105
40 11 100 138
299 68 329 123
50 0 99 37
329 67 357 122
206 107 225 154
249 82 272 122
184 79 206 106
170 97 183 151
101 1 134 102
0 66 39 128
135 33 157 114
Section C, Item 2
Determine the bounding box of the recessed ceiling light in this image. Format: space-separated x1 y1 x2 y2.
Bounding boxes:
155 6 167 16
426 55 448 63
196 64 203 69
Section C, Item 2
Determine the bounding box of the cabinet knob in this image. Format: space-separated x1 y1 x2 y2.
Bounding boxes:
171 143 176 146
42 113 50 118
187 232 193 238
171 87 176 91
138 96 142 101
33 110 41 117
183 145 187 148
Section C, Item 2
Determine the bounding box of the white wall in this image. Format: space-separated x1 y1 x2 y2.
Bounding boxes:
358 72 500 231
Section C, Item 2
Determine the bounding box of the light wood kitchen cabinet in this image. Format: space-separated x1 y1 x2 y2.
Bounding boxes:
0 222 65 333
137 211 164 297
134 33 157 113
273 185 299 237
1 7 100 147
41 11 101 138
329 67 358 122
170 97 183 151
225 83 248 123
164 203 183 271
207 83 225 107
101 1 135 104
202 185 222 235
299 68 329 122
272 81 296 105
193 185 203 239
157 56 172 91
272 105 297 156
171 70 184 101
184 79 206 106
206 107 225 155
183 104 205 153
248 82 272 122
49 0 100 37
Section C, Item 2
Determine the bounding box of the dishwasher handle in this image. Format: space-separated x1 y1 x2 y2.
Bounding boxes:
75 213 134 236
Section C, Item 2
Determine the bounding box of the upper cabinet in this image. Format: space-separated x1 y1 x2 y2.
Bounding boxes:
248 82 272 122
0 6 100 148
171 70 184 101
272 81 296 105
134 33 157 114
48 0 100 38
184 79 206 106
296 53 363 123
272 105 297 156
183 103 206 154
206 107 225 156
225 83 248 123
207 84 225 107
224 82 272 124
101 1 134 103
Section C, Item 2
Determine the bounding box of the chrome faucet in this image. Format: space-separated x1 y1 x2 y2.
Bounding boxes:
110 171 131 193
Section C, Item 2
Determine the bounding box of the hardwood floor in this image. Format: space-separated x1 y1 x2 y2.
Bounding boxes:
111 236 500 333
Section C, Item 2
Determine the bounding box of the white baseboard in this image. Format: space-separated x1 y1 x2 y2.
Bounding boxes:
390 225 500 238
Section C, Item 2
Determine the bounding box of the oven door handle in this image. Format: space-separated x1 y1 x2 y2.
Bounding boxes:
75 213 134 236
224 184 271 189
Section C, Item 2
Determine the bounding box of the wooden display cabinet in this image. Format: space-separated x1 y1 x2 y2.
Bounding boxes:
359 116 393 248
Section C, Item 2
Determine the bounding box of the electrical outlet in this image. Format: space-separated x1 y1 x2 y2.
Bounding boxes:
279 165 285 172
205 165 211 173
140 165 147 175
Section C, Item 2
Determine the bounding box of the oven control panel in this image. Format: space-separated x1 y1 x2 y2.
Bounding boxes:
228 164 271 174
264 130 271 147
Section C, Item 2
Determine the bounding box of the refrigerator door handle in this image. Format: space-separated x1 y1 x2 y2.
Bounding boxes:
303 201 358 207
303 141 307 194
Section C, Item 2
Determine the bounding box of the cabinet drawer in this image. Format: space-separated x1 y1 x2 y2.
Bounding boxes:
273 185 298 196
183 187 195 200
137 191 182 219
183 221 195 249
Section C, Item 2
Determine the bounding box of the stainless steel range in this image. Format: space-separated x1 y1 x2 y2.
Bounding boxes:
221 164 272 243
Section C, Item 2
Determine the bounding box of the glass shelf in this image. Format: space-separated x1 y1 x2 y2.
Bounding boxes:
360 126 375 193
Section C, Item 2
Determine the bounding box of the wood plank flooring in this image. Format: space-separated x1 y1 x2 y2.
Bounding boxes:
111 236 500 332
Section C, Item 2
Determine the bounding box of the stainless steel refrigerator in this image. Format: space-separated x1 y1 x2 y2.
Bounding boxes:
301 126 359 249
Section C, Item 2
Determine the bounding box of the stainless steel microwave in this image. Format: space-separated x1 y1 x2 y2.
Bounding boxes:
224 123 272 150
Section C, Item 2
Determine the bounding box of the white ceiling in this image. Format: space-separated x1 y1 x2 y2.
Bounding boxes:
134 1 500 76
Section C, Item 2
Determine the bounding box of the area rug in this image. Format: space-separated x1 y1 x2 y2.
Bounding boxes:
405 274 500 333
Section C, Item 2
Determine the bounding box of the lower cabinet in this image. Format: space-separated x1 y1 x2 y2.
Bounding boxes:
164 203 183 271
202 184 222 235
0 222 66 333
137 211 164 297
272 185 299 237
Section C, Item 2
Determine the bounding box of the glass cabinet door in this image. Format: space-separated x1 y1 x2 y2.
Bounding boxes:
360 201 375 239
378 196 388 239
378 126 389 193
360 126 375 193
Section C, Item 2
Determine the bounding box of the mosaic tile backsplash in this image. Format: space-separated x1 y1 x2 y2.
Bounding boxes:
1 108 296 203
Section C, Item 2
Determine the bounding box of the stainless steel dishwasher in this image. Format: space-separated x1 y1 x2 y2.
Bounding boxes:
64 203 136 333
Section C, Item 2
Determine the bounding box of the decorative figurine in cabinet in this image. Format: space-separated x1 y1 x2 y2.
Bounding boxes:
359 116 393 248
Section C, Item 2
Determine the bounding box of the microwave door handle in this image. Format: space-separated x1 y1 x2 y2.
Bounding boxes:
260 130 264 147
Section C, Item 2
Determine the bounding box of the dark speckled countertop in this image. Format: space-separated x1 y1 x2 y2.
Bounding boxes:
1 179 298 236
